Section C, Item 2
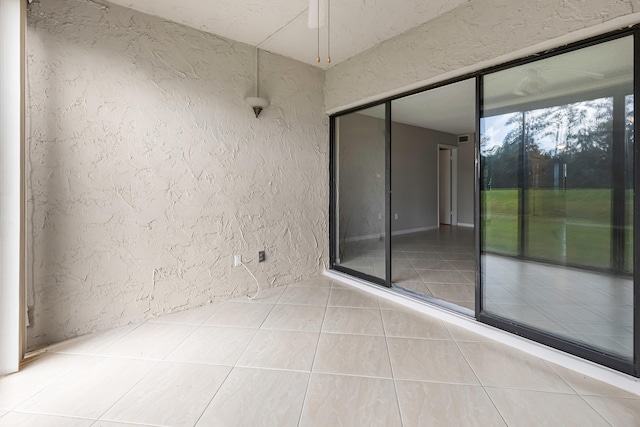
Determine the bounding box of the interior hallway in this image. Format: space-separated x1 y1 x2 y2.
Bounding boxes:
1 276 638 426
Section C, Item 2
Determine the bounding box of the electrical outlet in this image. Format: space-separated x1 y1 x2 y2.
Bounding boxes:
234 255 241 267
259 251 265 262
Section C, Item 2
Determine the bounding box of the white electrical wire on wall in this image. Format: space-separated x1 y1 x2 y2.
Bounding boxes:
241 261 261 300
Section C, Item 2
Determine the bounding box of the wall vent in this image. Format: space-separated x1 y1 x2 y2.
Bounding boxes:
458 134 471 144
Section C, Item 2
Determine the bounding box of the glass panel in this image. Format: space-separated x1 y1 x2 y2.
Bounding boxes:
334 105 387 280
481 112 521 255
625 94 634 273
481 36 634 359
389 79 476 311
524 99 613 269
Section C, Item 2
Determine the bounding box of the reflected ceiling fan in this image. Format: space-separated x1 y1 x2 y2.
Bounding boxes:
512 67 605 97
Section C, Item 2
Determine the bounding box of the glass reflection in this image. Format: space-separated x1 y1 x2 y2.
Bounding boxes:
335 105 387 280
481 35 634 359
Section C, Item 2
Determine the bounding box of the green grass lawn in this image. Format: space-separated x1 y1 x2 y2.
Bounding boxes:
482 189 633 271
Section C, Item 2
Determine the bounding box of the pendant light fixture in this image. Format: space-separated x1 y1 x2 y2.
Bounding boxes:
245 47 269 118
308 0 331 64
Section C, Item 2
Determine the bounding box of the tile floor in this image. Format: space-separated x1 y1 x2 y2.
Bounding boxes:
338 225 634 359
338 226 476 309
1 275 639 426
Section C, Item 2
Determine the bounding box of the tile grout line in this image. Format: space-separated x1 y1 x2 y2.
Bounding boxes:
190 365 235 427
92 356 164 423
189 286 287 426
542 360 615 427
448 331 510 426
295 282 333 426
380 296 407 426
95 297 265 426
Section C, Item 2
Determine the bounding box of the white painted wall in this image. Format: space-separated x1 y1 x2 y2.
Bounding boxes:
337 113 458 241
457 135 475 226
26 0 328 349
391 122 457 233
325 0 640 113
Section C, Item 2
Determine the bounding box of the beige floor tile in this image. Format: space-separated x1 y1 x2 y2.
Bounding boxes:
289 276 334 288
148 303 224 325
313 333 392 378
387 337 479 384
15 357 157 419
0 412 94 427
486 388 609 427
204 301 273 328
99 322 196 360
92 422 157 427
447 260 477 271
440 252 475 261
101 362 230 426
237 330 319 371
278 286 331 306
381 309 451 339
390 268 423 282
330 281 351 290
328 288 379 308
409 259 454 270
322 307 384 335
46 323 142 356
419 270 469 283
299 374 402 427
261 304 325 331
547 363 640 399
403 251 441 260
196 368 308 427
229 286 286 304
0 353 91 410
457 341 574 393
379 298 411 310
582 395 640 426
395 380 506 426
460 270 476 283
449 299 476 310
426 282 475 301
445 323 495 342
166 325 256 366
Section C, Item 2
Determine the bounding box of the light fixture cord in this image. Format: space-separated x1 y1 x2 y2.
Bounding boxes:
255 47 259 97
316 0 320 62
327 0 331 63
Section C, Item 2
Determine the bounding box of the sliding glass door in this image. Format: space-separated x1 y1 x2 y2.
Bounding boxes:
480 34 635 371
332 104 390 285
330 29 638 376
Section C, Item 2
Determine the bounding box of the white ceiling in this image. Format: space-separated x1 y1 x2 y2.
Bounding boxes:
106 0 469 69
356 36 634 135
358 78 476 135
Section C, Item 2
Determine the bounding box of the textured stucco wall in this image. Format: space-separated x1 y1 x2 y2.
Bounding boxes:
325 0 640 112
26 0 328 349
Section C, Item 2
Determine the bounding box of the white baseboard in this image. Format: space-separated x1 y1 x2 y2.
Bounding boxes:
457 222 474 228
324 269 640 397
